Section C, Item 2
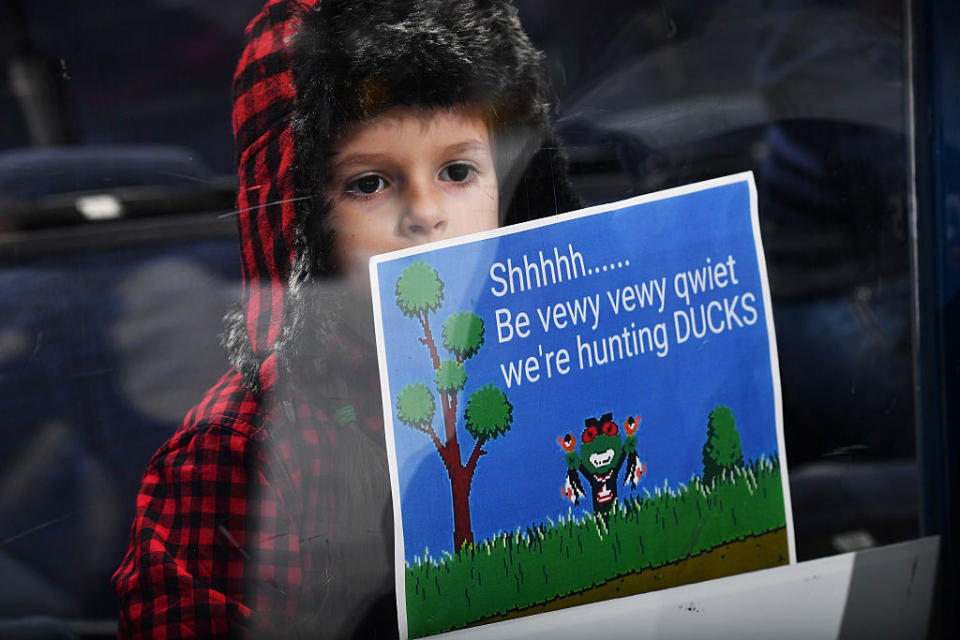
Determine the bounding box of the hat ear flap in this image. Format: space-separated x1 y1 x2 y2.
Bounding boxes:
500 129 582 226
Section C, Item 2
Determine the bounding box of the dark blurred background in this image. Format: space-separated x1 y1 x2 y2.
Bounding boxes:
0 0 920 636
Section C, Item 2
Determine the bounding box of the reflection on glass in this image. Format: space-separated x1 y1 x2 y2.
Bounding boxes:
0 0 919 635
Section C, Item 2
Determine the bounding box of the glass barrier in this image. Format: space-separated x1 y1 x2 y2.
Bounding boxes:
0 0 931 637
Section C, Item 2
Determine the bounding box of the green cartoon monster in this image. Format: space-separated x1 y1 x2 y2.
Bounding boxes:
558 413 646 514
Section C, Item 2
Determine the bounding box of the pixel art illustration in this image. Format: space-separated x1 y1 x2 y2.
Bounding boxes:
371 173 794 638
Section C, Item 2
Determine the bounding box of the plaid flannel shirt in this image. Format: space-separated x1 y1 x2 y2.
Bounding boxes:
113 3 397 635
113 367 394 638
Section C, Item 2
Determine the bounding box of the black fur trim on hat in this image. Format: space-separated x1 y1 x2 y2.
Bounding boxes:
291 0 580 273
226 0 581 390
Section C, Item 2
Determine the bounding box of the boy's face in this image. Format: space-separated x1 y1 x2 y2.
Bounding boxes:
326 106 499 288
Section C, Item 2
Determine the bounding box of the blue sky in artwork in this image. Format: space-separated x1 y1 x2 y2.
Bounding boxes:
373 179 781 564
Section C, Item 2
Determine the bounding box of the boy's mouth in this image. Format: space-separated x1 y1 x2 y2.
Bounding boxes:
589 449 615 468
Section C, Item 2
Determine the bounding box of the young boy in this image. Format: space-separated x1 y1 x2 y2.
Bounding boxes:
113 0 579 637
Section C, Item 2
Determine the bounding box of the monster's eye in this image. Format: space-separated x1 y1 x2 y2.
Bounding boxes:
582 425 598 443
603 421 618 436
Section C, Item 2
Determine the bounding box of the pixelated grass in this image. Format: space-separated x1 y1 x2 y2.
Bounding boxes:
405 456 786 638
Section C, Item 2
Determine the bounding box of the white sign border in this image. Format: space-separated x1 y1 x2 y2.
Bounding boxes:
369 171 795 639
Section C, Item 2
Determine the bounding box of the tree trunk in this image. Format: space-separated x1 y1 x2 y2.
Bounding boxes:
419 312 441 370
441 392 457 445
448 464 475 549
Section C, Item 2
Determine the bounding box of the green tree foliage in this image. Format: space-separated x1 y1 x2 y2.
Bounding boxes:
442 311 485 361
702 405 744 485
395 260 444 319
394 261 514 549
464 384 513 441
435 360 467 393
397 382 436 430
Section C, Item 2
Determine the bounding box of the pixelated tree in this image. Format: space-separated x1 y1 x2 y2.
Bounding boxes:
394 260 513 549
702 405 744 485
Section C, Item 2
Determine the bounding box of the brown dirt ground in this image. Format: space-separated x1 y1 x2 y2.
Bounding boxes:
472 528 789 625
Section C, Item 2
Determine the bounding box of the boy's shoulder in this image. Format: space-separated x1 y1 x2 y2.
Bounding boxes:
152 368 267 462
183 368 265 436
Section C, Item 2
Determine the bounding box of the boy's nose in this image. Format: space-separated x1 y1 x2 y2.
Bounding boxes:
402 180 447 240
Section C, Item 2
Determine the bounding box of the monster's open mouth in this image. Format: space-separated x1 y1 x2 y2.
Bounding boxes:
589 449 615 468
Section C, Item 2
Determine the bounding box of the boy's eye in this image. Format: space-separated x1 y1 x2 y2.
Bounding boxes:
439 163 476 183
346 174 388 195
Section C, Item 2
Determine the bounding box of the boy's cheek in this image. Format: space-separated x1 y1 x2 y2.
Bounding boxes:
332 216 406 262
326 184 499 286
329 222 406 292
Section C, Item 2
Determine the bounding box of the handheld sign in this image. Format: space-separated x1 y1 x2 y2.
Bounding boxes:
370 172 794 639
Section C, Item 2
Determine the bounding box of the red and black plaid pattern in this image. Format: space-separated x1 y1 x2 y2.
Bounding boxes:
113 366 390 638
232 0 317 389
111 3 338 636
113 370 270 637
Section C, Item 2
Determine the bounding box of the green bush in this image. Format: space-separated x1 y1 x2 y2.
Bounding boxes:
702 406 744 485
